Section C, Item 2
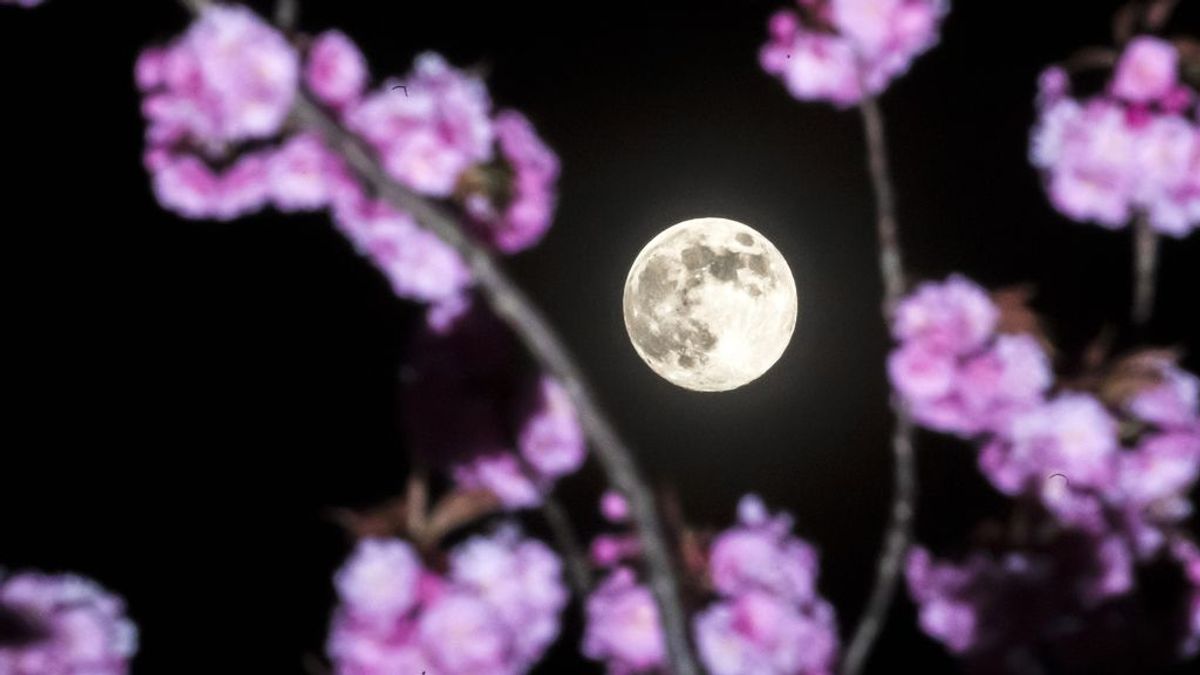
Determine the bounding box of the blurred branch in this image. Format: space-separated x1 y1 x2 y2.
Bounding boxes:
275 0 298 31
540 496 593 597
1132 215 1159 326
840 92 918 675
287 92 698 674
185 1 693 664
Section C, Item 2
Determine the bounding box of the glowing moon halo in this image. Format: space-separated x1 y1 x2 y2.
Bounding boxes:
623 217 798 391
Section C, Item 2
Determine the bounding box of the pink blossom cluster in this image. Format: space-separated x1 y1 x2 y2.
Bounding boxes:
888 276 1053 437
760 0 948 107
404 302 586 509
582 567 668 674
694 495 839 675
1030 37 1200 236
893 274 1200 664
0 571 138 675
136 7 560 312
327 527 567 674
907 532 1200 669
582 495 838 674
981 357 1200 559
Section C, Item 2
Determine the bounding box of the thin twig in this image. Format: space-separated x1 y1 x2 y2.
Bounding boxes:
840 93 919 675
540 496 593 597
1132 214 1159 326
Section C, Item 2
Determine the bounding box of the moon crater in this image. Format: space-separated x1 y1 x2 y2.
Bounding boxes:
623 218 798 391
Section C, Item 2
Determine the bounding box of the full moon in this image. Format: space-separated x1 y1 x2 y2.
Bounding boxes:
623 217 798 391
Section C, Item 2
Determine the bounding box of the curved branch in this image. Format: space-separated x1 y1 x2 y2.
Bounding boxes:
840 94 919 675
289 96 699 674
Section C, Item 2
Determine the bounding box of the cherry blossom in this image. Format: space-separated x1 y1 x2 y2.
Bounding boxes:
760 0 948 107
0 571 138 675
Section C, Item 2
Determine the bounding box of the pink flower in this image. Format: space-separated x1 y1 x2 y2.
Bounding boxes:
463 110 561 253
451 527 567 664
452 452 541 508
418 592 512 674
328 528 565 675
137 5 298 145
148 149 271 221
517 376 585 480
892 276 998 354
760 0 947 107
1112 36 1179 104
694 592 838 675
347 53 493 197
1030 47 1200 235
333 539 422 623
582 567 666 674
708 495 819 603
333 197 472 304
984 393 1119 497
696 494 839 674
306 30 368 110
0 572 138 675
267 133 350 212
600 490 631 523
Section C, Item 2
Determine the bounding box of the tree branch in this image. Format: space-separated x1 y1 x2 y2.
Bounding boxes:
840 93 919 675
289 95 697 673
1132 214 1159 326
540 496 593 598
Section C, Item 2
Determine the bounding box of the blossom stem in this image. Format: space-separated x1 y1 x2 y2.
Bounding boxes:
288 94 699 675
540 496 593 597
841 93 918 675
1132 214 1158 326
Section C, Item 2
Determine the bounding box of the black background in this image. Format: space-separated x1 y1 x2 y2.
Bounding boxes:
2 1 1199 673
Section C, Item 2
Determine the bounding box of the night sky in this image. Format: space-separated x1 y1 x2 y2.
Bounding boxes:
2 0 1199 672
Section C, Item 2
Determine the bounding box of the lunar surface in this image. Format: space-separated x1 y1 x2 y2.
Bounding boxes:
623 217 798 391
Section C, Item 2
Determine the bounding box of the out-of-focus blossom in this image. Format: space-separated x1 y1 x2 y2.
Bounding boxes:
888 276 1051 436
333 538 422 623
760 0 948 107
582 494 838 673
0 0 45 7
333 196 473 305
600 490 630 523
145 148 271 222
306 30 368 111
460 110 561 253
707 494 819 603
893 275 998 354
694 494 839 675
1112 36 1180 104
1030 38 1200 236
328 527 566 675
403 302 586 508
136 5 298 146
694 591 838 675
517 377 585 479
907 535 1199 671
582 567 666 674
0 571 138 675
267 132 351 213
347 53 493 197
